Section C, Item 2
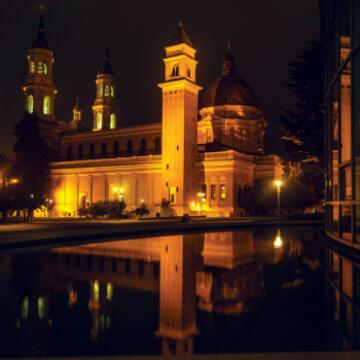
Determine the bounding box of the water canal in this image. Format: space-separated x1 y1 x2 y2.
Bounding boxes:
0 226 358 357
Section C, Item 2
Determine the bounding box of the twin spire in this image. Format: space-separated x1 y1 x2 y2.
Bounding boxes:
98 45 115 76
31 13 50 50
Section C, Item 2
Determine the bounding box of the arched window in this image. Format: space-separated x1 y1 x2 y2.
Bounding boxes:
96 112 103 130
127 140 133 156
114 141 120 156
110 86 115 97
98 84 103 97
154 137 161 154
187 66 191 78
30 62 35 73
37 62 43 74
43 96 51 115
171 64 179 77
104 85 110 96
27 95 34 113
89 144 95 159
140 138 146 155
66 145 72 160
78 144 83 159
110 114 117 129
101 142 107 158
43 63 48 75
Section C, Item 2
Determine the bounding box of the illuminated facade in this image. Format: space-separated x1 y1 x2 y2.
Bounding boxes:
24 16 282 217
321 0 360 249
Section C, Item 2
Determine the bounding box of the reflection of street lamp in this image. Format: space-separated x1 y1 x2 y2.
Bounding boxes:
273 180 283 217
9 178 19 185
274 229 283 249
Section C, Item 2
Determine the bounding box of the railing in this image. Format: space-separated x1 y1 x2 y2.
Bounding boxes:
55 149 162 162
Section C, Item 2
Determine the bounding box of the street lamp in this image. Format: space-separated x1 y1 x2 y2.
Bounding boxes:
112 186 124 201
273 180 283 217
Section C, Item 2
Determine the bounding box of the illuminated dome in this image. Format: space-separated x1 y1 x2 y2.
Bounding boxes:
203 48 258 108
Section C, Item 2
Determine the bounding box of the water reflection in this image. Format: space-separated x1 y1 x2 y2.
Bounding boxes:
1 227 352 357
324 247 360 349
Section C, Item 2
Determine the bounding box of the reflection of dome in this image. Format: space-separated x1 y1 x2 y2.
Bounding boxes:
202 48 258 108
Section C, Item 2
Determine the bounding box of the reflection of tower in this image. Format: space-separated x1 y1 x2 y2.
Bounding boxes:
198 231 262 315
156 235 198 355
158 24 202 215
88 280 113 341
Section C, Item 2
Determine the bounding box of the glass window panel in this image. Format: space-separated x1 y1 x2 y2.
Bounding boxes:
340 166 352 200
341 205 352 241
342 258 353 299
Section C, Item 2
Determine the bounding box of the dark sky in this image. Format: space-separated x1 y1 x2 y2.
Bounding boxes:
0 0 320 155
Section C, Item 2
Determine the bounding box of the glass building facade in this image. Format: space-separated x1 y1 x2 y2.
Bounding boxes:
322 0 360 249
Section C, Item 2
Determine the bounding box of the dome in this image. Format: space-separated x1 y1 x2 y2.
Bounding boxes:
202 48 258 108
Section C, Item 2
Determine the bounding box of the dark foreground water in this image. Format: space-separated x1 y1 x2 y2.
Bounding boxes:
0 226 359 357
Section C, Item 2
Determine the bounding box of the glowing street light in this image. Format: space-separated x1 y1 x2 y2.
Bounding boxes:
273 179 283 217
112 186 124 201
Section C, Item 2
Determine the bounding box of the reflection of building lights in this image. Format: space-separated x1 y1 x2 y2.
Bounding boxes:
9 178 19 185
106 283 113 301
69 289 78 306
274 230 283 249
38 297 46 320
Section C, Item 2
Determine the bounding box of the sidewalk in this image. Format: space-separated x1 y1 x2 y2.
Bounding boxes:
0 217 324 251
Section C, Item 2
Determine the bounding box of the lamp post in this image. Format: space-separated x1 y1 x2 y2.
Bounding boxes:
113 187 124 201
273 180 283 217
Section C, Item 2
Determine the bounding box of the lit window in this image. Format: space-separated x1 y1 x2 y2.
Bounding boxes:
30 62 35 73
98 84 103 97
211 184 217 200
110 113 117 129
27 95 34 113
110 86 115 97
43 63 48 75
96 112 103 130
43 96 51 115
220 184 226 200
171 64 179 77
37 62 43 74
169 186 177 204
105 85 110 96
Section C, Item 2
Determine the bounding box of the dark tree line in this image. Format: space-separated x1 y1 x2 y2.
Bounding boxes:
0 112 52 221
278 42 324 206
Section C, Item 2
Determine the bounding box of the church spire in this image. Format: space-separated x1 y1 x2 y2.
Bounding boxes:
168 22 193 47
222 42 237 76
31 13 50 50
98 45 115 76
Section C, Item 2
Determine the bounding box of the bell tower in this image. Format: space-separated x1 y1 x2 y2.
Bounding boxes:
158 23 202 215
23 13 57 120
92 46 119 131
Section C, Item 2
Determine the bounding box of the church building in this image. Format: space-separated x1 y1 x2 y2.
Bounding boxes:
23 15 282 217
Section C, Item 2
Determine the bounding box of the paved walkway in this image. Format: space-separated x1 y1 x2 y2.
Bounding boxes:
0 217 324 250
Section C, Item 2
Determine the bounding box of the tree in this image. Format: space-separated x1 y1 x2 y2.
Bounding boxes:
13 112 51 217
135 202 150 218
0 187 12 220
278 42 324 204
0 152 10 184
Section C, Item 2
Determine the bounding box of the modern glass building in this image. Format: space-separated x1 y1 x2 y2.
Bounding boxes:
322 0 360 250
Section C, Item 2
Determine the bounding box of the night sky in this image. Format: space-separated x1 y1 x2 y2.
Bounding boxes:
0 0 319 155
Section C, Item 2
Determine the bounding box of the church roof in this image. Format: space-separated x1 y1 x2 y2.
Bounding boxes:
202 46 258 108
98 46 115 76
31 14 50 50
168 22 193 47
